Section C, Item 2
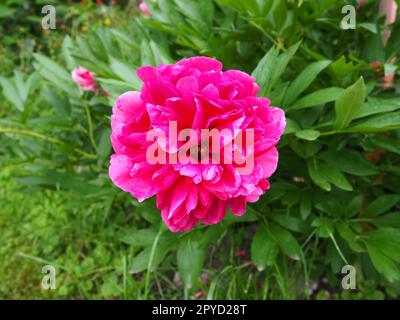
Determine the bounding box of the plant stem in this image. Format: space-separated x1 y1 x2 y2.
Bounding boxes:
83 102 98 153
0 127 63 145
329 232 348 265
144 224 163 299
0 127 97 160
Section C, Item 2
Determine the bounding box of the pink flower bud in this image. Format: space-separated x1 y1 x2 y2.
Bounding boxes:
139 1 151 16
72 67 97 92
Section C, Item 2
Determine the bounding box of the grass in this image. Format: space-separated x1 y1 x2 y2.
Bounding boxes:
0 165 138 299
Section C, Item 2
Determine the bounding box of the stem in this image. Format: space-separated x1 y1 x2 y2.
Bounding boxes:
249 21 284 50
299 250 310 299
319 129 352 136
311 121 333 129
0 127 97 160
83 102 98 153
329 232 348 265
351 218 376 223
0 128 63 145
184 287 189 300
273 262 288 299
144 224 163 299
319 130 339 136
301 229 317 249
262 274 269 300
122 255 127 299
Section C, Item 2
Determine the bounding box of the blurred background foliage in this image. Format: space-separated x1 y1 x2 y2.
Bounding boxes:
1 0 400 299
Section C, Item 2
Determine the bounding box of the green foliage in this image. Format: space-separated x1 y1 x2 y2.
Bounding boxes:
1 0 400 299
334 77 366 130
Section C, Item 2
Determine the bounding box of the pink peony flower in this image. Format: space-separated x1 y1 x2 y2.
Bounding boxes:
139 1 151 16
109 56 286 232
72 67 97 92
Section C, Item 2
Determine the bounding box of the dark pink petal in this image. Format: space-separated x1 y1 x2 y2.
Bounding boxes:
229 196 247 216
178 56 223 73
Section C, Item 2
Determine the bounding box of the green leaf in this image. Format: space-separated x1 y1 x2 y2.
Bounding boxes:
319 149 378 176
174 0 214 33
0 76 24 111
251 226 279 271
343 195 363 218
300 192 312 220
269 41 301 91
367 136 400 155
268 0 286 29
354 98 400 120
269 223 301 260
318 161 353 191
315 197 341 215
386 21 400 57
252 41 301 97
97 128 112 166
42 87 71 116
283 118 301 134
252 46 280 95
120 228 157 246
366 242 400 282
130 241 172 274
375 213 400 228
109 56 141 86
336 222 364 252
358 22 378 34
307 159 331 191
334 77 366 129
284 60 331 106
33 53 71 82
365 228 400 261
364 228 400 281
295 129 321 141
62 35 76 70
329 55 357 79
268 212 309 233
97 78 137 99
346 112 400 132
177 235 206 288
14 70 28 102
140 40 173 66
363 195 400 217
312 217 335 238
0 5 15 18
289 87 344 110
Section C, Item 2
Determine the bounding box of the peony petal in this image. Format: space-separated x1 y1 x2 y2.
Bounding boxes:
228 196 247 216
178 56 223 73
109 56 286 232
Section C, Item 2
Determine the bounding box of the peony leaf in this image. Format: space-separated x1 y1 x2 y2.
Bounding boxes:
177 235 206 289
289 87 344 110
363 195 400 217
269 223 301 260
284 60 331 107
295 129 321 141
334 77 366 130
346 112 400 132
251 226 278 271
